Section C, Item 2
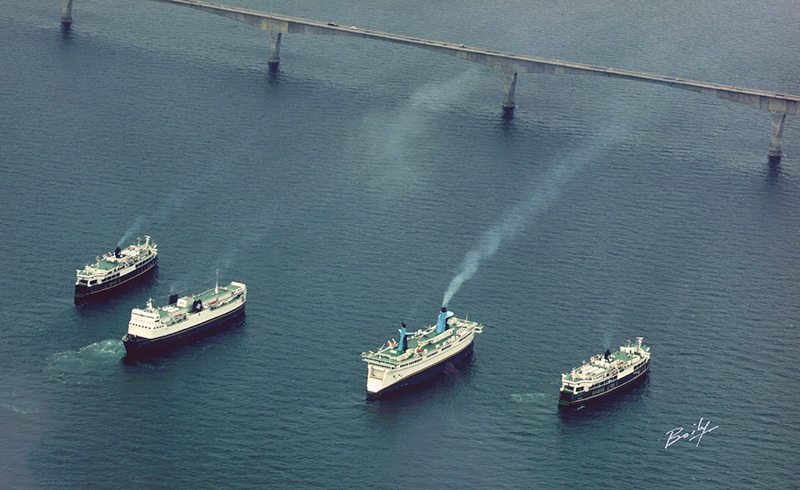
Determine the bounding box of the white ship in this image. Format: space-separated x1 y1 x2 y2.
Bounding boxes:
361 307 483 398
74 236 158 304
122 280 246 357
558 337 650 409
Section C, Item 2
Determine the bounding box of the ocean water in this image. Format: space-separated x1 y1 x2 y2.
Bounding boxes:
1 0 799 488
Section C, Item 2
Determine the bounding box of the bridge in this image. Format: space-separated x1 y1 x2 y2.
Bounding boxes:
61 0 800 162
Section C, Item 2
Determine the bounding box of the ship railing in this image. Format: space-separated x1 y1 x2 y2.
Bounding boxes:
360 355 395 369
452 318 482 329
361 351 395 363
416 338 433 349
364 341 426 363
568 367 616 383
409 325 435 339
430 330 453 344
395 349 415 362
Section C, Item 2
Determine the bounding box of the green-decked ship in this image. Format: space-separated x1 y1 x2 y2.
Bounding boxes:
361 307 483 398
74 236 158 305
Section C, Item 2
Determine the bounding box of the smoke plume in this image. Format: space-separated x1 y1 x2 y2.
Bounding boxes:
117 215 146 248
442 138 611 307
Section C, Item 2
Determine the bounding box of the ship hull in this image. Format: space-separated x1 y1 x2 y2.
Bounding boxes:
74 256 158 305
365 339 474 399
123 302 244 358
558 360 650 409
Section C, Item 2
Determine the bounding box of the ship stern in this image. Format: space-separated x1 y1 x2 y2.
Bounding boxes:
365 365 388 398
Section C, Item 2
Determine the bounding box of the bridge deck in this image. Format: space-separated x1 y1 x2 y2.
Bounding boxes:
154 0 800 115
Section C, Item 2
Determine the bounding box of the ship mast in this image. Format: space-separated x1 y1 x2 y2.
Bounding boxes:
215 269 219 294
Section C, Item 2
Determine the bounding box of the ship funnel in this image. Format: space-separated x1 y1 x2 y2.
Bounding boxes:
169 294 179 305
114 247 121 258
436 307 452 334
398 323 408 353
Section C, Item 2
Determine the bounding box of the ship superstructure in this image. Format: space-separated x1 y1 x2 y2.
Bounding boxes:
122 281 246 357
361 307 483 398
74 236 158 304
558 337 650 409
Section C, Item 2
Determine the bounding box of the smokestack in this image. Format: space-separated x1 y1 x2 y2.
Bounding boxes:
115 247 121 258
398 323 408 353
436 307 448 334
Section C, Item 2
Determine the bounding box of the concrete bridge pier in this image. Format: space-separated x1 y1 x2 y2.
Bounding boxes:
61 0 73 27
268 32 282 72
502 72 518 119
768 112 786 164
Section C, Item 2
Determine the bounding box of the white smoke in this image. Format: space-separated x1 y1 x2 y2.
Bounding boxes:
357 68 482 202
117 215 147 248
442 136 614 307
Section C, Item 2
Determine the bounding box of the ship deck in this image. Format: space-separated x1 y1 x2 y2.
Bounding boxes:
562 344 648 383
367 328 438 360
82 252 143 274
156 283 241 318
362 318 482 365
94 258 119 271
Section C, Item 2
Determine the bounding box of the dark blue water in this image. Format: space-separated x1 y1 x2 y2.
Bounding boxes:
2 1 799 488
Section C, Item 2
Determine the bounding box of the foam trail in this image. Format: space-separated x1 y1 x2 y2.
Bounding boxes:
46 340 126 385
442 138 611 307
117 215 146 247
511 393 549 403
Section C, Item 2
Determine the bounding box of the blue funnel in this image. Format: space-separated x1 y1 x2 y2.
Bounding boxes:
436 307 449 334
398 323 408 353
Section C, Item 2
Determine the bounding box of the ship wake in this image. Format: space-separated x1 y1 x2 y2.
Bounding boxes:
46 339 126 385
510 393 550 403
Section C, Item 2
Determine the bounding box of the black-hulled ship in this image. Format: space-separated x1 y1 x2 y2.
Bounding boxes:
74 236 158 305
122 281 246 358
558 337 650 409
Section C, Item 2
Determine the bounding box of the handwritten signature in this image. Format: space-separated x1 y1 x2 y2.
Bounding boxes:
665 417 719 449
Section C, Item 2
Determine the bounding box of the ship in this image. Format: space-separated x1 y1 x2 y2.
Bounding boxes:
122 280 246 358
361 307 483 398
558 337 650 409
74 236 158 305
